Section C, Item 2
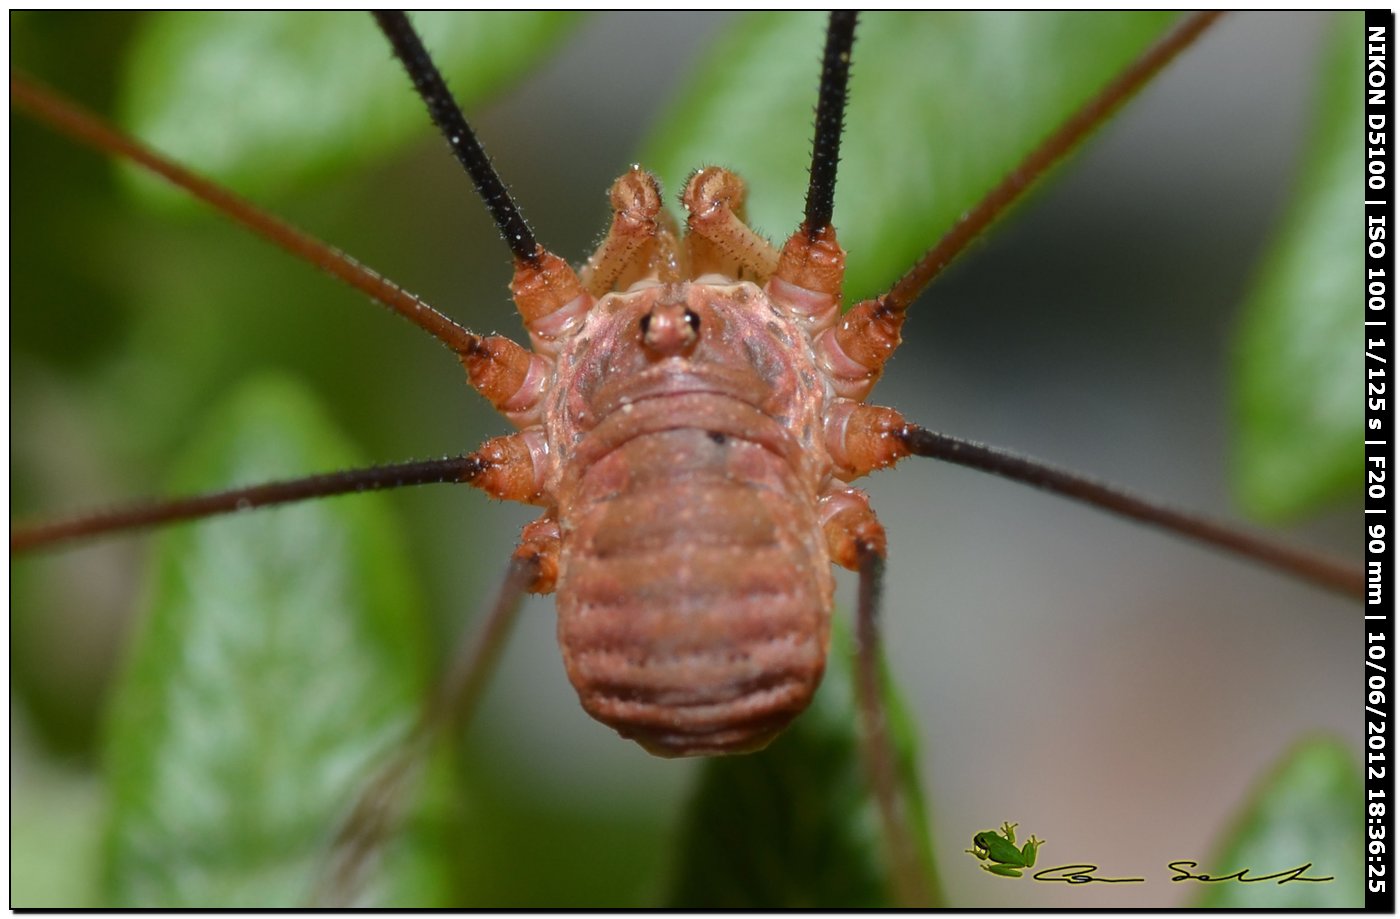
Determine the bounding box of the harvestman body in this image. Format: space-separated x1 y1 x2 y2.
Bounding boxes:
10 11 1364 905
514 171 895 756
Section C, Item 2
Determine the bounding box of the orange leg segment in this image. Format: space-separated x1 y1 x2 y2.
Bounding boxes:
824 401 913 481
514 515 562 594
463 429 550 505
819 485 887 571
456 334 552 427
768 223 847 335
511 246 591 356
812 298 907 402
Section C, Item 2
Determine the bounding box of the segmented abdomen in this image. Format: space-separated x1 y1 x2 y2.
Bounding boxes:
556 425 834 757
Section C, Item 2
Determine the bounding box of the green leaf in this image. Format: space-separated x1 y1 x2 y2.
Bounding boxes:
102 375 436 907
120 11 581 205
643 11 1179 302
1232 13 1363 519
1192 736 1362 908
10 753 103 907
665 616 939 908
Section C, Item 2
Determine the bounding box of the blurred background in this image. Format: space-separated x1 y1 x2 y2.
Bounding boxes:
11 11 1359 907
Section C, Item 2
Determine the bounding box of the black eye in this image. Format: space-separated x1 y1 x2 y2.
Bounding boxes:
683 309 701 331
639 313 652 335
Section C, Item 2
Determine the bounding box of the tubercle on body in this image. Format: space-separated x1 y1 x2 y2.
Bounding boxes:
457 166 916 756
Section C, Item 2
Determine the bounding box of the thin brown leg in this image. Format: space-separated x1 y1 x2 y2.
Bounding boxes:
820 399 1363 600
897 424 1365 600
12 426 550 554
854 546 938 908
880 11 1223 313
314 546 547 906
819 487 936 906
9 72 480 357
10 456 484 554
9 71 561 429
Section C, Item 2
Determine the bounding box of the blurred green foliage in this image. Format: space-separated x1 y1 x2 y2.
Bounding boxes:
102 376 435 906
1194 737 1362 908
1233 12 1364 520
121 12 581 207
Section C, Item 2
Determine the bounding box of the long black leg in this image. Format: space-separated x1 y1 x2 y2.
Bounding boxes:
372 11 540 266
854 546 941 907
314 552 541 906
802 11 857 238
11 456 484 554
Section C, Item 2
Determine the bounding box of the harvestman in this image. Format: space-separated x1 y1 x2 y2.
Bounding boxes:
11 11 1362 906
